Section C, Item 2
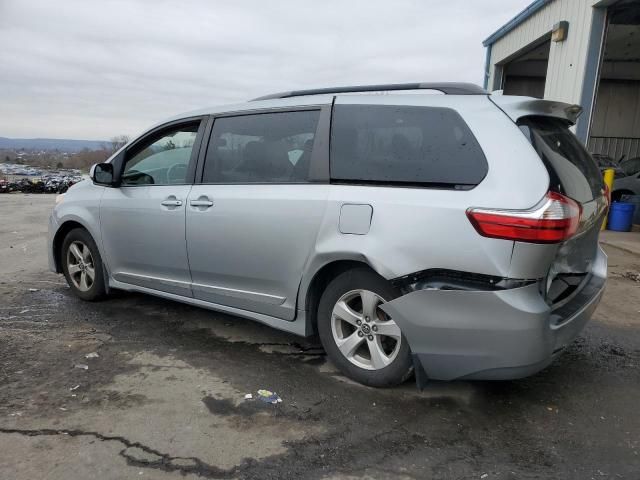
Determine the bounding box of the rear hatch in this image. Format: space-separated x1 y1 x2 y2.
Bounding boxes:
517 116 607 304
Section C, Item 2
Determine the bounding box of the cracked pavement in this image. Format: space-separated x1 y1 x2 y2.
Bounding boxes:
1 194 639 479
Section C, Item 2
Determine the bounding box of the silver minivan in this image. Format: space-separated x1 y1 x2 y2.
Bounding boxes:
48 83 608 387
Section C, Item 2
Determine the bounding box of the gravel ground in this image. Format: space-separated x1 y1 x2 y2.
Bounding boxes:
1 193 639 480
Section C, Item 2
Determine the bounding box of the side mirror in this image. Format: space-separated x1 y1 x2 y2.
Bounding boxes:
92 163 115 186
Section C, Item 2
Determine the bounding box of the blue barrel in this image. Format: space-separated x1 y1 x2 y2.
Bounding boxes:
608 202 636 232
621 195 640 225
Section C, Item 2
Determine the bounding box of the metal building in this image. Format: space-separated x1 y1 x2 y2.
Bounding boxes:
483 0 640 160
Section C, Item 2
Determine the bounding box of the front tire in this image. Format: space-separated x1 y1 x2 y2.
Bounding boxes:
317 268 413 387
61 228 106 301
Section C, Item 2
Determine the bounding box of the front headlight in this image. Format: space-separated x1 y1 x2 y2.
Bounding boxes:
55 193 65 205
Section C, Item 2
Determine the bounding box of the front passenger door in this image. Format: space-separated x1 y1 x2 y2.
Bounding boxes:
100 118 205 296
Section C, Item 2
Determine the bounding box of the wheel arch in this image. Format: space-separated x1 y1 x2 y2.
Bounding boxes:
53 220 84 272
300 258 381 335
52 220 102 274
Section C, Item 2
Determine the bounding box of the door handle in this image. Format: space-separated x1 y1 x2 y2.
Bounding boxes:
190 198 214 207
161 199 183 207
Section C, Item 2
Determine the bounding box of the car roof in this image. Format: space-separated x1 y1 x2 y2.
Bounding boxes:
161 82 489 125
166 93 336 122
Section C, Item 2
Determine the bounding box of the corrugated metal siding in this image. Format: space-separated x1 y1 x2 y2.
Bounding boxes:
591 80 640 138
487 0 600 104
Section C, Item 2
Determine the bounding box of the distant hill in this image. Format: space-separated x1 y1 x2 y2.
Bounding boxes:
0 137 108 152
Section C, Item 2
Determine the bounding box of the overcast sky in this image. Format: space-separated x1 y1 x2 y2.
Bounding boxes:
0 0 532 140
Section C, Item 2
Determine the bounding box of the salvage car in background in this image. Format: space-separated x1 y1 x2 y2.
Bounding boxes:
620 157 640 177
613 170 640 200
48 83 608 387
593 154 627 178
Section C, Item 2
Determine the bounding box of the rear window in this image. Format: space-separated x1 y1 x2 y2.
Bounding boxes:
330 105 487 187
518 116 604 203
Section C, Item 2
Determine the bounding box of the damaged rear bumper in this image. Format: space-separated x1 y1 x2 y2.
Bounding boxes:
380 247 607 382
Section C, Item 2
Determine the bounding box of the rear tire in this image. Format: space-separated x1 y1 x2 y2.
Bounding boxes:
317 267 413 387
61 228 107 301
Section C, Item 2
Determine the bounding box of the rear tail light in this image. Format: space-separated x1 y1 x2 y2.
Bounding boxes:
467 191 582 244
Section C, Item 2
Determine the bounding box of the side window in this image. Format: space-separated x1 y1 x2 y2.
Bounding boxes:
330 105 488 186
122 123 200 186
202 110 320 183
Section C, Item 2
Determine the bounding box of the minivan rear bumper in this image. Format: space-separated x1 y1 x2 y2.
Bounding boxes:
380 247 607 381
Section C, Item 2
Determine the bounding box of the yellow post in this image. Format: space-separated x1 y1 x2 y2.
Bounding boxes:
602 168 615 230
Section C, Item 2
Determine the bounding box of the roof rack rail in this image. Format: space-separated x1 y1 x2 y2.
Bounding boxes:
251 82 487 101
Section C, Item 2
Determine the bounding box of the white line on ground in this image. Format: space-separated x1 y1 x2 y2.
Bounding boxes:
0 304 59 310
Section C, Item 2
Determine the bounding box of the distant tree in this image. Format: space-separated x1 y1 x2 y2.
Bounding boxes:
69 148 110 170
4 155 10 163
56 161 64 169
108 135 130 154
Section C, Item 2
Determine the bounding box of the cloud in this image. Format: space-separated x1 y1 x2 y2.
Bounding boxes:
0 0 531 140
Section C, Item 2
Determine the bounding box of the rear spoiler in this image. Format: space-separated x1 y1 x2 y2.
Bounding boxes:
489 93 583 126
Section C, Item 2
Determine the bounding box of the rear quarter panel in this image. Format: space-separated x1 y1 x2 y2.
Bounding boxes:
298 95 551 307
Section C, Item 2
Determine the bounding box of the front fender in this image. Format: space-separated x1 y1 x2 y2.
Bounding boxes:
49 182 106 272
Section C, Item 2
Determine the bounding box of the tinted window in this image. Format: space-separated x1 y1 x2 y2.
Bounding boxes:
122 123 199 185
203 110 320 183
330 105 487 186
519 116 604 203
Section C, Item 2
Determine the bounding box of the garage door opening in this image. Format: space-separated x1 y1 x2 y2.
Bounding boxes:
588 0 640 165
500 38 551 99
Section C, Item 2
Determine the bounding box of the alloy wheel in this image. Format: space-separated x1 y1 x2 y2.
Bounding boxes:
66 240 95 292
330 289 402 371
